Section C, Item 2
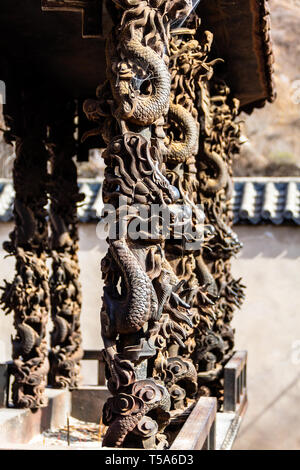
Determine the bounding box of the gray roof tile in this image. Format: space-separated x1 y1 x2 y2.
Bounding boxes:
233 177 300 225
1 178 300 226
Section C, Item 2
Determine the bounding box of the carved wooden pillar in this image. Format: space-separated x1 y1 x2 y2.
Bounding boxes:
195 77 245 404
163 16 246 411
0 102 50 408
47 101 84 389
163 24 217 424
84 0 244 448
165 18 245 407
84 0 198 449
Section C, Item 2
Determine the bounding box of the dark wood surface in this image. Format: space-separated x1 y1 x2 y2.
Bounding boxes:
0 0 110 98
224 350 247 412
198 0 275 110
0 1 274 109
171 397 217 450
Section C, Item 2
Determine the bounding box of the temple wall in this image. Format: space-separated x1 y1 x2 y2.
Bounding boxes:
231 225 300 450
0 223 300 448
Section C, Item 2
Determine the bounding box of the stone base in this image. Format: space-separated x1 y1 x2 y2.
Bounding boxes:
0 351 247 449
0 385 112 447
0 387 246 450
0 388 71 446
71 386 111 423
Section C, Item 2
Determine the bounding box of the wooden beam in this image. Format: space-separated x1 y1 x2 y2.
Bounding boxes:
0 363 10 408
224 350 247 412
41 0 103 37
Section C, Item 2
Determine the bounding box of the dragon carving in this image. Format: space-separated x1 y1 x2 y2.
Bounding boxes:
47 109 84 389
0 0 246 435
83 0 245 447
1 129 50 408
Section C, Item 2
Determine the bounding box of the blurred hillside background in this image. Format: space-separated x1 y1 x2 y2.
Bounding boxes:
234 0 300 176
1 0 300 178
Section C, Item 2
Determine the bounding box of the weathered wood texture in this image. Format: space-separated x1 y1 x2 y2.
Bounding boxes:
198 0 275 111
0 363 10 407
0 1 273 108
224 350 247 412
171 397 217 450
41 0 103 37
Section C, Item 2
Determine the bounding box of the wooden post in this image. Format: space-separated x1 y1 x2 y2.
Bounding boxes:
171 397 217 450
0 363 9 407
47 101 84 389
224 351 248 412
0 100 50 408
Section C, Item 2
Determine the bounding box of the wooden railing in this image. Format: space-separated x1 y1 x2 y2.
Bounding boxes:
82 349 106 386
223 350 247 413
171 397 217 450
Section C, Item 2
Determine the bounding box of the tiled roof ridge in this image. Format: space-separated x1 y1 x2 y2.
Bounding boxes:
1 178 300 226
234 176 300 182
233 177 300 225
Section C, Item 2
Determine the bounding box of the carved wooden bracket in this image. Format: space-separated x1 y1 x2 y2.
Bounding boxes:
41 0 103 37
